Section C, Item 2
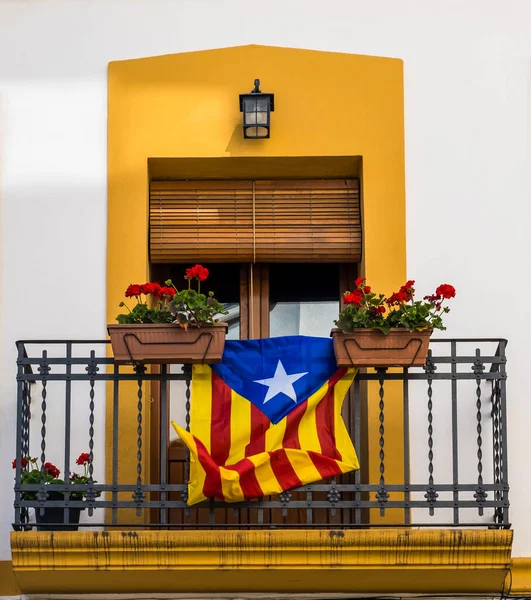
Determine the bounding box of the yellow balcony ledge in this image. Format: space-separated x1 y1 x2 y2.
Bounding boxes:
11 528 512 595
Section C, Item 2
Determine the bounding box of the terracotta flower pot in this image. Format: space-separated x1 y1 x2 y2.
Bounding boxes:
331 328 432 368
107 322 228 365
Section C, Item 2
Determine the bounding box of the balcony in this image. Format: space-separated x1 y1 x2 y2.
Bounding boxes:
10 337 513 596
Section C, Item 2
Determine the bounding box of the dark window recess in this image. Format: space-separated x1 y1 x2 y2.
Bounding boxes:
150 263 241 304
269 263 340 303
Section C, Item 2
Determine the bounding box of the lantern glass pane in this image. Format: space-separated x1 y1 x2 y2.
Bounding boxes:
256 98 268 111
256 111 268 124
245 125 268 138
245 112 257 125
244 97 258 111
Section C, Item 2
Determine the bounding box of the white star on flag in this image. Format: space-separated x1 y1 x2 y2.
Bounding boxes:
254 360 308 404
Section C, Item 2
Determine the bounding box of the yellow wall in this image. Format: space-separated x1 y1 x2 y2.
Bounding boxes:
0 561 21 596
107 45 406 512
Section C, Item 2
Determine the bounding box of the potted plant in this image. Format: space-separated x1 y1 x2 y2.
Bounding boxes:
331 278 456 367
13 453 99 531
108 264 228 364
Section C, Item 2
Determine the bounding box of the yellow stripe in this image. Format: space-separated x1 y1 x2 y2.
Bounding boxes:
191 364 212 453
334 369 360 470
297 380 328 454
219 466 245 502
264 416 286 452
266 417 287 452
247 452 283 495
284 449 323 485
170 422 207 505
227 391 251 465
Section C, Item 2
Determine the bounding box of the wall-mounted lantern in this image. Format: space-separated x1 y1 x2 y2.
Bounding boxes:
239 79 274 139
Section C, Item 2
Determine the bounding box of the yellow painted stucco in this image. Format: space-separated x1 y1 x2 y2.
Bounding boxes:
10 529 513 595
107 44 407 516
0 560 21 596
505 557 531 595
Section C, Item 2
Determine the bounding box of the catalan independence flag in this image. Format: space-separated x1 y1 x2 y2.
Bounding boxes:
172 336 359 505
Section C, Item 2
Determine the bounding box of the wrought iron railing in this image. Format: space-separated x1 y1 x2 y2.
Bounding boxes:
13 338 509 529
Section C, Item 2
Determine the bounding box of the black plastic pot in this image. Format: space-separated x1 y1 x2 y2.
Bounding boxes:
34 506 82 531
33 492 83 531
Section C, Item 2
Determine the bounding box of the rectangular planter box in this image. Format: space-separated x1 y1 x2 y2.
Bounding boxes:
331 328 432 368
107 322 228 365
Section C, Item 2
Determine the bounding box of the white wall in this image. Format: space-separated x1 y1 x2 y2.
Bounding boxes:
0 0 530 559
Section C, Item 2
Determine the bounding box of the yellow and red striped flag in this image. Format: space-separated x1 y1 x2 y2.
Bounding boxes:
172 336 359 505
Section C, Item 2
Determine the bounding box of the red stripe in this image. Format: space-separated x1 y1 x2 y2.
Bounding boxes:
245 404 270 456
210 371 232 465
282 401 306 449
307 451 344 480
269 448 302 490
194 435 224 501
315 369 346 461
223 458 263 499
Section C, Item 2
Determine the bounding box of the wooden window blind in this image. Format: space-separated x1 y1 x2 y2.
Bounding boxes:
149 179 361 263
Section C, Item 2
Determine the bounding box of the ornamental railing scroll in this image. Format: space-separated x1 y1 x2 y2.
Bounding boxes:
13 338 509 529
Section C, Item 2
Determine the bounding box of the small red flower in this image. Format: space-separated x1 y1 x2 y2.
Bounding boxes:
388 281 415 305
43 462 60 479
344 290 363 306
12 457 28 470
354 277 366 288
186 264 209 282
387 290 409 305
125 284 142 298
423 293 441 303
436 284 456 299
140 282 161 295
363 286 371 294
159 286 176 298
377 305 386 314
76 453 90 466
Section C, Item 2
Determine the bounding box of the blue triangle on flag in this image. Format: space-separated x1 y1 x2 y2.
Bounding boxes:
211 336 338 424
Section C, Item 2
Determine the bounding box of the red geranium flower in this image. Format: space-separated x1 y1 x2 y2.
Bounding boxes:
344 290 363 306
140 282 161 295
125 284 142 298
12 457 28 470
76 452 90 466
159 286 176 298
337 277 455 334
436 284 456 299
423 293 441 303
43 462 60 479
387 290 408 305
388 281 415 305
186 264 209 282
